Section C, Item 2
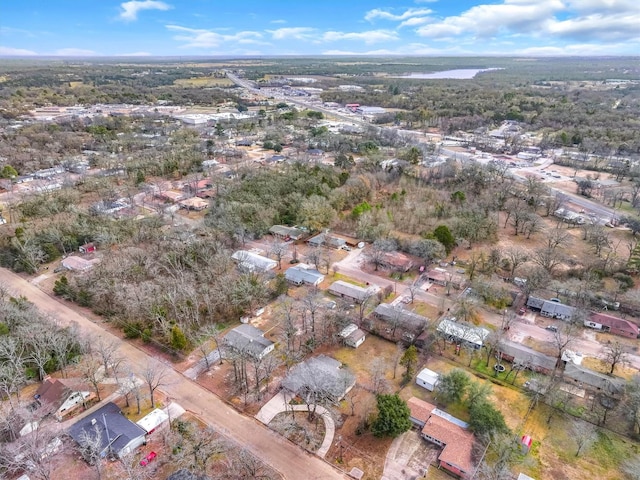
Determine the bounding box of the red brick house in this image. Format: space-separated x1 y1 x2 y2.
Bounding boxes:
585 313 639 339
408 397 475 479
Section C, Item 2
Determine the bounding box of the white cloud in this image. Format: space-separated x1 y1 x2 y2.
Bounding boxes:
119 1 171 22
0 46 37 55
545 13 640 41
518 42 632 55
417 0 564 39
54 48 97 56
270 19 287 24
365 7 433 22
267 27 316 41
167 25 266 48
399 17 432 28
322 30 399 44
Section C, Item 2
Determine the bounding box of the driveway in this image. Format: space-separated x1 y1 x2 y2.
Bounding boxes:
256 390 336 458
382 430 439 480
0 267 345 480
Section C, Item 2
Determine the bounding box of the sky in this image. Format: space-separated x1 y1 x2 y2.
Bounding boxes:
0 0 639 57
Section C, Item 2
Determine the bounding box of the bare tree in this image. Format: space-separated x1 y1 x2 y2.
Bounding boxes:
76 423 105 479
93 336 119 377
1 425 61 480
269 240 289 270
140 360 170 408
603 341 627 375
81 354 103 401
369 358 389 394
551 323 579 360
571 420 598 457
503 246 529 280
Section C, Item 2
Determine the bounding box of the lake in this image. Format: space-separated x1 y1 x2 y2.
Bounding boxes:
392 68 502 79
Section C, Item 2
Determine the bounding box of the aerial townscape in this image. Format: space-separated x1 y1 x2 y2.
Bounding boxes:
1 1 640 480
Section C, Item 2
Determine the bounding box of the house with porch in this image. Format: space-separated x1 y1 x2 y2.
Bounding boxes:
269 225 307 242
408 397 475 479
34 377 94 421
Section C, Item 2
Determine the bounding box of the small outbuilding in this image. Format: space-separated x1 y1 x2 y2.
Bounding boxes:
339 324 366 348
416 368 439 391
136 408 169 435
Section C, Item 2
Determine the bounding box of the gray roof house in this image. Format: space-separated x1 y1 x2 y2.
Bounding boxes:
223 324 275 359
307 232 346 249
285 264 325 286
269 225 307 241
563 363 625 396
526 296 576 321
328 280 378 303
437 318 490 349
374 303 429 332
339 324 366 348
497 340 558 375
282 355 355 403
231 250 277 273
68 402 147 459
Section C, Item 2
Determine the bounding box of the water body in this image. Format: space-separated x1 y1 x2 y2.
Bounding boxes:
392 68 502 79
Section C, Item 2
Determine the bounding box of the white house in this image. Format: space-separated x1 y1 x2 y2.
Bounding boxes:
339 324 366 348
416 368 440 391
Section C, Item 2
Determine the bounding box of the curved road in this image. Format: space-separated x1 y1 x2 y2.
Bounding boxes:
0 267 345 480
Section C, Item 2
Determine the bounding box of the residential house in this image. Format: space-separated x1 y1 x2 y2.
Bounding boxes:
68 402 147 459
425 269 464 289
178 197 209 211
223 324 274 359
328 280 378 303
183 178 213 196
307 232 346 249
585 313 639 338
282 355 355 403
416 368 439 391
526 296 576 321
408 397 475 479
34 377 93 421
497 340 558 375
285 264 325 286
167 470 211 480
374 303 429 333
339 324 366 348
563 363 625 396
437 318 490 349
62 256 100 271
269 225 307 242
379 251 413 272
136 408 169 435
231 250 277 273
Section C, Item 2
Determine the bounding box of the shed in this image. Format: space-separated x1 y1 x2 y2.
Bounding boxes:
339 324 366 348
416 368 439 391
136 408 169 434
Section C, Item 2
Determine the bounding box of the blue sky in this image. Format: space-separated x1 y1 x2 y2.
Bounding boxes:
1 0 639 56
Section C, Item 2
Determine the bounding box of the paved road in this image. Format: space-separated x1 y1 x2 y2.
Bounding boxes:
0 267 345 480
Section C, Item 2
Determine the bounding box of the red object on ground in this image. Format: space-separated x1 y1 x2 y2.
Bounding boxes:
140 451 157 466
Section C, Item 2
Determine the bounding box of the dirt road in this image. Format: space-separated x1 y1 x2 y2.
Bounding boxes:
0 268 345 480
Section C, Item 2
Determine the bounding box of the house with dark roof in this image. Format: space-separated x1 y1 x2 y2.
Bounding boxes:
269 225 307 242
497 340 558 375
585 313 639 338
34 377 94 421
285 264 325 286
68 402 147 459
563 363 625 396
526 296 575 321
307 232 346 249
408 397 475 479
282 355 355 403
328 280 378 303
224 324 274 359
167 470 211 480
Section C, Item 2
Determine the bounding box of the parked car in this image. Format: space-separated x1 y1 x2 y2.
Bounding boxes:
518 307 526 315
140 451 157 466
545 325 558 332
